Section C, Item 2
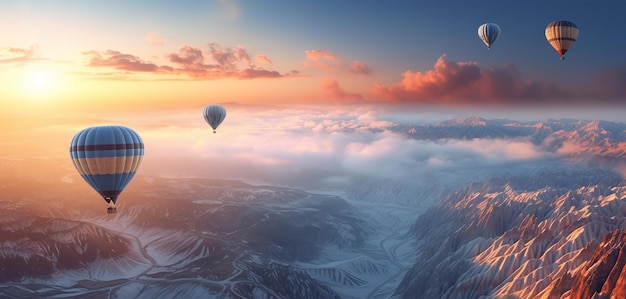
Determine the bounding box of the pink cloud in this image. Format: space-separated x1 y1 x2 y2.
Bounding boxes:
167 44 279 79
165 45 208 77
145 32 165 46
373 55 572 105
84 43 285 80
83 50 165 72
321 78 364 102
202 44 253 70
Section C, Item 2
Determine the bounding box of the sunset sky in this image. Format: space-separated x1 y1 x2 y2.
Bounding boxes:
2 1 625 108
1 1 626 191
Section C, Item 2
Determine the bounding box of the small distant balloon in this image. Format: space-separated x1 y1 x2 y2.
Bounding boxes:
69 125 144 213
203 104 227 134
545 20 579 60
477 23 501 50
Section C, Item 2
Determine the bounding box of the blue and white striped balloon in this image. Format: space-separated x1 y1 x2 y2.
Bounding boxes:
478 23 501 50
69 125 144 212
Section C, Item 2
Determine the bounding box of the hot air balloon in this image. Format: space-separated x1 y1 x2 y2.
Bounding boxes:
69 125 144 213
203 104 227 133
478 23 501 50
545 20 579 60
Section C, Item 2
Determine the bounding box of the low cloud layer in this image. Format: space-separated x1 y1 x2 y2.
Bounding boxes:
10 103 619 196
116 104 563 191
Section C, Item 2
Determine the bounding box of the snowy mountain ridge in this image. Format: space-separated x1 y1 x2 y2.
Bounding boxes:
394 168 626 298
398 117 626 159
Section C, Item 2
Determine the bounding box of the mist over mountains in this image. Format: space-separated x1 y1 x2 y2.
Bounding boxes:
1 116 626 298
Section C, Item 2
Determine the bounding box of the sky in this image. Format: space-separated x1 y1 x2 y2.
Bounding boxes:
1 1 626 193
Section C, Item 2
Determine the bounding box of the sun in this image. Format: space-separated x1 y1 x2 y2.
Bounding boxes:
32 70 53 90
24 68 58 94
17 64 65 99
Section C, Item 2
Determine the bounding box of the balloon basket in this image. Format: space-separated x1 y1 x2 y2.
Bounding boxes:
107 207 117 214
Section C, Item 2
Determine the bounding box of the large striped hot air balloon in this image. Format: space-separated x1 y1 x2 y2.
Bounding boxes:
545 20 579 60
69 125 144 213
478 23 501 50
203 104 227 133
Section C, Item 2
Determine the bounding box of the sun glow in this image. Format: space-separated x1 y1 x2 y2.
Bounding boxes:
31 70 54 91
15 64 67 100
23 68 58 94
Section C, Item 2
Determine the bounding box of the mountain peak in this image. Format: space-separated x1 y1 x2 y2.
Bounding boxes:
568 230 626 298
437 116 487 127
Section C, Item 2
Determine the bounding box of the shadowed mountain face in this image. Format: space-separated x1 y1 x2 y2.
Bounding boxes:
0 211 130 282
0 178 371 298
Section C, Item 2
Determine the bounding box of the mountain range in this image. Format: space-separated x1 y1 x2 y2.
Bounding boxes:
1 117 626 298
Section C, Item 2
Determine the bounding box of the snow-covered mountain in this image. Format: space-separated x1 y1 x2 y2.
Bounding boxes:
393 167 626 298
396 117 626 159
2 117 626 298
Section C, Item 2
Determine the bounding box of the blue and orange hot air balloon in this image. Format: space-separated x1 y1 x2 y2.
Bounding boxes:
69 125 144 213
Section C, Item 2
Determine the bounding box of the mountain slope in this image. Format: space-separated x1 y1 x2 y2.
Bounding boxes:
394 168 626 298
545 230 626 299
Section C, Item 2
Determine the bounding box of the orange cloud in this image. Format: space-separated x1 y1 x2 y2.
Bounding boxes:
373 55 572 105
321 78 363 102
303 49 372 76
305 49 337 61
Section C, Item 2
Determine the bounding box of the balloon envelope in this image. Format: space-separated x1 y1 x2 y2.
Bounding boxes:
478 23 501 49
545 20 579 60
203 105 227 133
69 126 144 207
